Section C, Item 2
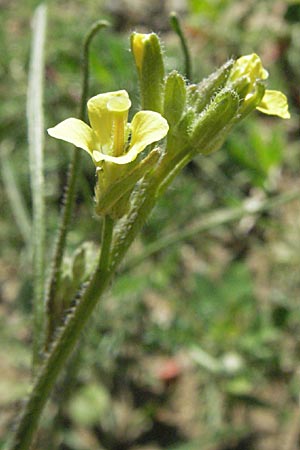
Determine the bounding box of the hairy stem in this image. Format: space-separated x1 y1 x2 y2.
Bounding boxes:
7 173 158 450
7 216 114 450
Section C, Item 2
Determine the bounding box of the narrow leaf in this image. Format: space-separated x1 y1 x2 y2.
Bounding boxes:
27 3 47 370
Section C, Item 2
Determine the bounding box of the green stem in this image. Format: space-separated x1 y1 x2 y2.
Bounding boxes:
155 144 191 196
80 20 110 121
110 178 157 270
45 20 109 350
7 217 114 450
170 12 192 80
99 216 114 272
6 176 159 450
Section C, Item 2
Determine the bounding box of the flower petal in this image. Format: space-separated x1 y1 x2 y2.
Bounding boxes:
93 149 144 165
131 33 152 70
93 111 168 165
230 53 269 84
129 111 169 156
256 90 290 119
47 118 96 154
87 90 131 146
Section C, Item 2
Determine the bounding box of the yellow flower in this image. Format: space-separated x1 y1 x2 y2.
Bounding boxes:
230 53 269 84
230 54 290 119
256 90 290 119
47 90 169 165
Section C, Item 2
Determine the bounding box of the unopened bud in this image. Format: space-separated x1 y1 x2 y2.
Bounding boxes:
163 71 186 127
131 32 165 113
187 59 235 113
190 88 240 154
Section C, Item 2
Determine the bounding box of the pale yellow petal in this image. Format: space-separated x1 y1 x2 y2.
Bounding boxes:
47 118 96 154
128 111 169 157
256 90 290 119
93 111 168 165
131 33 151 70
93 149 143 165
87 90 130 145
231 54 268 83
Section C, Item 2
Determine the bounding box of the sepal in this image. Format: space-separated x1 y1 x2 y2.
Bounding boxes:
95 148 160 218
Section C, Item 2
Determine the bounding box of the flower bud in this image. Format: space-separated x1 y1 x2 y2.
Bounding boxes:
163 71 186 127
131 32 165 113
190 88 240 154
187 59 235 113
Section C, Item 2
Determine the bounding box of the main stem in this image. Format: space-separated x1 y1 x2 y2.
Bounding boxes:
7 169 158 450
7 216 114 450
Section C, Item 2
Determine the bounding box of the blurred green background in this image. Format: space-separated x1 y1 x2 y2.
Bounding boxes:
1 0 300 449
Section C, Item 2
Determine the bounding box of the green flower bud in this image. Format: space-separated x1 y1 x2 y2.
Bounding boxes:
187 59 235 113
163 71 186 127
131 32 165 113
190 88 240 154
229 75 251 99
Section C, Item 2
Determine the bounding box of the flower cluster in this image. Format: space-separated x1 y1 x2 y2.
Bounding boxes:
48 33 290 219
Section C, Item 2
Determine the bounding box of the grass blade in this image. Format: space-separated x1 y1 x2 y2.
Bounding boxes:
27 3 47 370
0 144 32 246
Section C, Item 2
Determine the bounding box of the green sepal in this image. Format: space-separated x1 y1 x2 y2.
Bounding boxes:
95 148 160 218
238 81 266 119
163 70 186 127
190 87 240 154
131 33 165 113
175 109 195 144
228 75 251 100
187 59 235 113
